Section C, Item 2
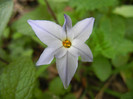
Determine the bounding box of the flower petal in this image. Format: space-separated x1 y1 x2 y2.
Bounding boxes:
62 14 74 41
28 20 65 47
67 28 74 42
63 14 72 32
55 47 67 58
56 52 78 89
72 18 95 42
72 39 93 62
36 47 59 66
68 46 79 57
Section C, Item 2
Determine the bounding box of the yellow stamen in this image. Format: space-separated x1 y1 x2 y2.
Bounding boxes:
62 40 71 48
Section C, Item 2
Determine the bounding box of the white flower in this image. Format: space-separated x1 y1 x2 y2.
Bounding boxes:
28 14 95 89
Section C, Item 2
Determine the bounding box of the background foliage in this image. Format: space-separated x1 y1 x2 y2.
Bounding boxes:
0 0 133 99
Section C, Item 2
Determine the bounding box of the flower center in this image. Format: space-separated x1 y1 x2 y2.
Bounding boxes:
62 40 71 48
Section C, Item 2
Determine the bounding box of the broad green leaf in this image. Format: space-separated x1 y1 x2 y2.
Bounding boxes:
0 0 13 36
112 54 129 67
69 0 118 11
113 5 133 18
0 57 36 99
92 55 112 81
98 15 133 58
91 29 115 58
90 15 126 59
100 15 125 42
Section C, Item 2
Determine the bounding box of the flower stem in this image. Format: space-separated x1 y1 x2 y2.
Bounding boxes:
44 0 58 24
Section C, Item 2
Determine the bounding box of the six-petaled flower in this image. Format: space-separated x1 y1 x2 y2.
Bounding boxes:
28 14 95 89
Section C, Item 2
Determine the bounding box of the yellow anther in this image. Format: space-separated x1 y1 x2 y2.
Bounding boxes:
62 40 71 48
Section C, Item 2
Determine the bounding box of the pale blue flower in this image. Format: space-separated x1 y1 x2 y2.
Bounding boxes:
28 14 95 89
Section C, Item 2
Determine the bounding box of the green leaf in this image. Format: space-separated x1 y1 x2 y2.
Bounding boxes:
0 0 13 36
0 57 36 99
92 55 112 81
91 16 126 59
100 15 125 42
69 0 118 11
91 29 116 58
112 54 129 67
113 5 133 18
98 15 133 58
